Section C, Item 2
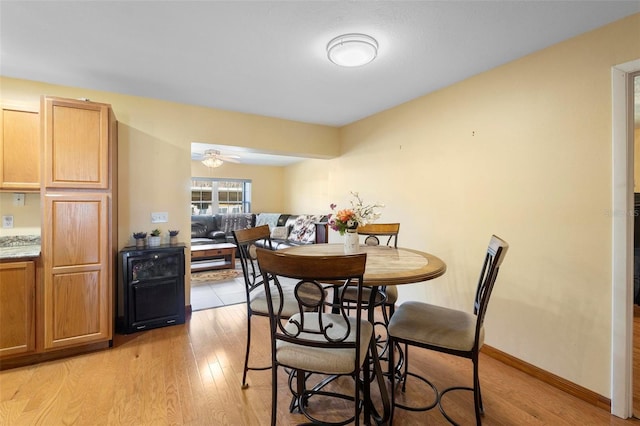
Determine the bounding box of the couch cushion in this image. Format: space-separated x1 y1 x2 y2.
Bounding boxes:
191 215 217 238
256 213 281 231
191 222 208 238
278 214 292 227
218 213 256 234
271 226 289 240
287 215 322 244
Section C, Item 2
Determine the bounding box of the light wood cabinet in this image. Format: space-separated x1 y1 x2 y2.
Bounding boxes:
42 193 112 349
42 97 111 189
0 106 40 190
41 96 117 352
0 261 36 357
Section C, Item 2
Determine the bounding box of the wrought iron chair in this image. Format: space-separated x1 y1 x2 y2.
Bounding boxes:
233 225 300 389
388 234 509 425
256 248 374 426
341 223 400 359
355 222 400 322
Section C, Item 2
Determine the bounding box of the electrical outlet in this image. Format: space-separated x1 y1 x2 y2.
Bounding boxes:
13 193 25 206
2 215 14 228
151 212 169 223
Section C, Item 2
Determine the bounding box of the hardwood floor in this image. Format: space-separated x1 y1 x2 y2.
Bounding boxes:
634 305 640 419
1 304 639 425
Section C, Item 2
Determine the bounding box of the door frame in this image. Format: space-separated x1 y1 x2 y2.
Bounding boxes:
612 58 640 418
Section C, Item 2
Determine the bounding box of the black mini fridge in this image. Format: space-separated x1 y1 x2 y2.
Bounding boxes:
117 245 186 334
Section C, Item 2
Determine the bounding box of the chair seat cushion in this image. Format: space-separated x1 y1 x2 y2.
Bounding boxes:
249 283 300 318
276 313 373 375
388 301 483 352
384 285 398 304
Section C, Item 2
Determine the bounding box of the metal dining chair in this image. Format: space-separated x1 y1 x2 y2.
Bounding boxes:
256 248 374 426
341 223 400 359
387 234 509 425
233 225 300 389
355 222 400 323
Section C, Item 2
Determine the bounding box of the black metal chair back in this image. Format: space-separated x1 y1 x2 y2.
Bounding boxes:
256 248 372 425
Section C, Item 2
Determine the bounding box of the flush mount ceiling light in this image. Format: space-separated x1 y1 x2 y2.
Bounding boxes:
327 33 378 67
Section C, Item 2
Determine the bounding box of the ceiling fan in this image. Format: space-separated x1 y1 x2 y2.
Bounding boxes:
194 149 241 168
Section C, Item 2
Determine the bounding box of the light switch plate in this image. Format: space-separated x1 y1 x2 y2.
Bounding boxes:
2 215 14 228
151 212 168 223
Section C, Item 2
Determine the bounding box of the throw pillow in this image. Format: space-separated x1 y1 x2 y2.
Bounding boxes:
287 215 322 243
271 226 289 240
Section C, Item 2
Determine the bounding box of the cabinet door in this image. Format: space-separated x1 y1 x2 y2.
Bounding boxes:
0 261 36 357
42 97 111 189
43 193 112 349
0 107 40 190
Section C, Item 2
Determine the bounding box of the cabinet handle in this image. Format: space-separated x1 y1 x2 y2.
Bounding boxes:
167 319 176 324
136 325 147 330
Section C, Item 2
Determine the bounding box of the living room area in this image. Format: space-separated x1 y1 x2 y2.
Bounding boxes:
188 177 331 310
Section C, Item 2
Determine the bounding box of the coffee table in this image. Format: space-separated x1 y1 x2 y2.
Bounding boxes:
190 242 236 272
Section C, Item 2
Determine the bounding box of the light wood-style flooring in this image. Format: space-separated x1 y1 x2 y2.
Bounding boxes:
634 304 640 419
1 304 639 425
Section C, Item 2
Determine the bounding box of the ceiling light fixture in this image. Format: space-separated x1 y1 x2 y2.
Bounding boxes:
327 33 378 67
201 150 224 168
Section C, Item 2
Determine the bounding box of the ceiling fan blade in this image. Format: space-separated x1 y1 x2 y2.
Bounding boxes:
194 149 242 164
220 156 240 163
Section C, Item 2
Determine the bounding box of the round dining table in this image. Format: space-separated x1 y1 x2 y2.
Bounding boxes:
280 243 447 425
280 243 447 286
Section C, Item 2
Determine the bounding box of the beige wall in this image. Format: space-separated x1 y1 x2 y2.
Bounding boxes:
0 78 340 305
191 160 286 213
0 192 41 237
0 78 339 248
284 14 640 397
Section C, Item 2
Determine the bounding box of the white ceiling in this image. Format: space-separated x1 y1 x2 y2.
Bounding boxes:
1 1 639 166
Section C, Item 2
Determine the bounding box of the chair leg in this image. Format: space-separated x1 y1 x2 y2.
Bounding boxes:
473 357 483 425
359 354 367 426
294 369 306 415
271 364 278 426
382 300 394 326
389 336 396 424
241 312 252 388
401 344 409 392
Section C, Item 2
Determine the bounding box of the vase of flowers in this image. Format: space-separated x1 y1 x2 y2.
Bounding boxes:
329 192 384 253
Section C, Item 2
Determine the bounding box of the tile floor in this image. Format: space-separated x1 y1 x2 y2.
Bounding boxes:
190 275 246 311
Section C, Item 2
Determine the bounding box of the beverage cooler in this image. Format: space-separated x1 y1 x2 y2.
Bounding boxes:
117 245 186 334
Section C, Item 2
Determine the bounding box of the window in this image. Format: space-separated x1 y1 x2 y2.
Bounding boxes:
191 178 251 214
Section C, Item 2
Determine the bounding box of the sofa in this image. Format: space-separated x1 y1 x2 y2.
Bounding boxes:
253 213 329 250
191 213 256 246
190 212 328 250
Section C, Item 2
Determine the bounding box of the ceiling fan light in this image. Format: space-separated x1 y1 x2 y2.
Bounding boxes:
327 33 378 67
202 150 224 168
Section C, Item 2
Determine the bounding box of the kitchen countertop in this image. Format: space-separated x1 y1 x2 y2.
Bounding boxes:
0 235 41 260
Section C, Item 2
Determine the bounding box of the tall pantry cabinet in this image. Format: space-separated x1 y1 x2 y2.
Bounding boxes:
41 96 117 350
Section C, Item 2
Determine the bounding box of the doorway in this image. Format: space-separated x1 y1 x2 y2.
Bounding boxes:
632 72 640 419
612 59 640 418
